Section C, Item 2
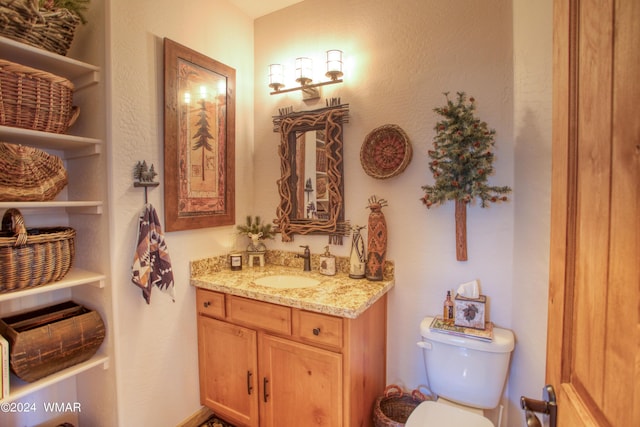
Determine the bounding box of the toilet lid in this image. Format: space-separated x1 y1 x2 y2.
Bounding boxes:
406 401 494 427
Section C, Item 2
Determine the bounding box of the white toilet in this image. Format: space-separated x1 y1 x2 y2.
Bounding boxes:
406 316 515 427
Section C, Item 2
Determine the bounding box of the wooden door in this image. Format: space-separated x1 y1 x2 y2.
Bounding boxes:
259 333 343 427
198 316 259 427
547 0 639 425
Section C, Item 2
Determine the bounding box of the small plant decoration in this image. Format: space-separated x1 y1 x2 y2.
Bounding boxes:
421 92 511 261
40 0 90 24
237 216 275 239
237 216 275 252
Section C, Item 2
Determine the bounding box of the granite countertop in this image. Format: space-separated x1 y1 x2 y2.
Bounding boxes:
190 251 395 319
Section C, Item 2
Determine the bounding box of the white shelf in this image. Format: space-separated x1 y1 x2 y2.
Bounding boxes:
2 353 109 403
0 125 101 159
0 201 103 214
0 36 100 90
0 268 106 303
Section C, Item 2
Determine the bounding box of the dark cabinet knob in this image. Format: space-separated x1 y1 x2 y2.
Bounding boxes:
313 328 321 336
203 301 211 308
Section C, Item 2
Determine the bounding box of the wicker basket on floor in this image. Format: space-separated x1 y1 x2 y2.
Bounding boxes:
0 142 68 201
0 208 75 293
0 0 81 56
373 385 429 427
0 58 79 134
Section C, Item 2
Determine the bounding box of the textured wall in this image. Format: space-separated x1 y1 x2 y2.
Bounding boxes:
108 1 254 425
255 1 551 426
510 0 553 425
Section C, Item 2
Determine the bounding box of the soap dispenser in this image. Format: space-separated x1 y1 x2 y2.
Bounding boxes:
319 246 336 276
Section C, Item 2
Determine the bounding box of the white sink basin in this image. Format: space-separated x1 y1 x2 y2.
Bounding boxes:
254 275 321 289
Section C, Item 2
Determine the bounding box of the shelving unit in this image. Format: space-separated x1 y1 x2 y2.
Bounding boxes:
0 21 115 426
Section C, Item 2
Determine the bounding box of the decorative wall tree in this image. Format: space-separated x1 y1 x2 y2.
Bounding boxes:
421 92 511 261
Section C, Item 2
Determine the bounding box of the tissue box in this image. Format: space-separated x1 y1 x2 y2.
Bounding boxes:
454 294 487 330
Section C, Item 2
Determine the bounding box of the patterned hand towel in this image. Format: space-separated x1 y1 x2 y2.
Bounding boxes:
131 203 175 303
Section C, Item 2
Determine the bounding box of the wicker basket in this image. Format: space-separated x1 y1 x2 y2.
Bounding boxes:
0 0 81 56
0 300 105 382
0 142 68 201
0 58 79 134
373 385 428 427
0 208 75 293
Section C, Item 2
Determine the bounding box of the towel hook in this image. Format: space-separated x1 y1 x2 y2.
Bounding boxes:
133 160 159 204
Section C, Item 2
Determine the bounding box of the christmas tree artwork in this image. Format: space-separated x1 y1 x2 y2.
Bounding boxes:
421 92 511 261
192 99 215 181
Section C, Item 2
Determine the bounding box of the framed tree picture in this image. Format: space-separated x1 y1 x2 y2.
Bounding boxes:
163 38 235 231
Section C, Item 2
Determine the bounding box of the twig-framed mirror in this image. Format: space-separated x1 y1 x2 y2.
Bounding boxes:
273 102 349 243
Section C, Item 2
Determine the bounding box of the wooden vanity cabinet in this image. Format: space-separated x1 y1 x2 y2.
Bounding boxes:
196 288 387 427
259 333 343 427
198 316 259 426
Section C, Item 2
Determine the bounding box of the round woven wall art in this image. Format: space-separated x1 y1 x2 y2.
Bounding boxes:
360 124 412 179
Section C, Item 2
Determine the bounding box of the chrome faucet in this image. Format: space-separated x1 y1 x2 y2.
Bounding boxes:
296 245 311 271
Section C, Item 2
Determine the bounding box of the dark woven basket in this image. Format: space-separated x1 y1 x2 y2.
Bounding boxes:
0 59 79 134
373 385 428 427
0 0 80 56
0 208 75 293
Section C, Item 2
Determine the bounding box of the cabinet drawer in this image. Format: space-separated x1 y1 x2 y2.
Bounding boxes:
196 288 225 318
227 295 291 335
294 310 343 349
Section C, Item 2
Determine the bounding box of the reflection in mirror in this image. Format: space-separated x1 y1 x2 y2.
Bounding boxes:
296 129 328 220
273 102 349 243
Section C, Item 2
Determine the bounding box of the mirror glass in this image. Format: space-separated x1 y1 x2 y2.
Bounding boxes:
273 103 349 242
293 129 328 220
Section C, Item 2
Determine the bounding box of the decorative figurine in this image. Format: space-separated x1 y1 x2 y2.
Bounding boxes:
349 225 366 279
133 160 158 183
365 196 388 281
236 216 275 267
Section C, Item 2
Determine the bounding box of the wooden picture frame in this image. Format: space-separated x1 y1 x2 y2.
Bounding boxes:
163 38 235 231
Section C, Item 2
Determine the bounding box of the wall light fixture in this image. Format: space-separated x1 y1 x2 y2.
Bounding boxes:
269 50 344 100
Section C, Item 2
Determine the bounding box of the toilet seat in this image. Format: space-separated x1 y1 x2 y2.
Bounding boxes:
406 401 494 427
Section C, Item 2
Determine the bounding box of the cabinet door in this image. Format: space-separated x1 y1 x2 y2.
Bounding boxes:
259 334 343 427
198 315 259 427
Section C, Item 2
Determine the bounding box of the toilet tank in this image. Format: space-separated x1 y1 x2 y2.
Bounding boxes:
418 316 515 409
